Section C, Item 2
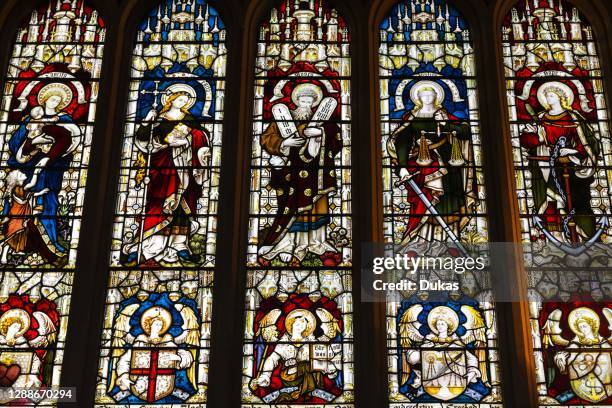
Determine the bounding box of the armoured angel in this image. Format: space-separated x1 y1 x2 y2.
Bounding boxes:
108 304 200 403
398 305 492 402
542 307 612 403
0 308 57 389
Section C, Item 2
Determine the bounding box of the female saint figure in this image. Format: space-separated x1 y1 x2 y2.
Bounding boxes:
519 82 599 243
4 82 82 265
387 81 476 245
123 85 210 266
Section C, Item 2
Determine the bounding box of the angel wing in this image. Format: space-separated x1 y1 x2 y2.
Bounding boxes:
542 309 569 348
460 305 487 346
461 305 489 384
257 309 282 342
398 304 424 348
28 311 57 348
173 304 200 390
111 304 139 352
174 304 200 347
107 303 139 393
603 308 612 342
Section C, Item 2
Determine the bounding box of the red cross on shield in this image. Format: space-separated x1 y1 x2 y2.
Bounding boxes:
129 349 177 402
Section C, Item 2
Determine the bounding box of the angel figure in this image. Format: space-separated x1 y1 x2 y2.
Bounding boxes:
398 304 492 402
109 303 200 403
0 308 56 389
542 307 612 403
250 308 343 403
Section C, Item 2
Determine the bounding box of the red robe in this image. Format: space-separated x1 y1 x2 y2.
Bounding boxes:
134 115 209 240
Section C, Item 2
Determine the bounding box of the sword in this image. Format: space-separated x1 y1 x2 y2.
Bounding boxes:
395 172 469 256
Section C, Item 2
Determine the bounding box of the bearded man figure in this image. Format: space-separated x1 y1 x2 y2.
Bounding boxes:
258 83 342 263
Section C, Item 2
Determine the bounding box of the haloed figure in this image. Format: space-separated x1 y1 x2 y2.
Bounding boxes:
123 85 211 266
258 84 342 263
387 81 476 245
5 82 82 265
519 82 599 243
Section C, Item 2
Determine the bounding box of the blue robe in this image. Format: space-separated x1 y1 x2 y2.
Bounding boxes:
6 113 74 254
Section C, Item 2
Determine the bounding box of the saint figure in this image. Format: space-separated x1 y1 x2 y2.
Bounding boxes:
519 82 600 243
258 83 341 263
123 84 210 266
387 81 476 244
5 82 82 265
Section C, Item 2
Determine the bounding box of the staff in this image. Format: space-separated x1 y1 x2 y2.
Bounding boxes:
135 82 163 264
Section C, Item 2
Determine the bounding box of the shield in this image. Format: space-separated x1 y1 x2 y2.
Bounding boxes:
129 349 177 402
0 351 33 373
421 349 468 401
567 350 612 403
0 351 33 403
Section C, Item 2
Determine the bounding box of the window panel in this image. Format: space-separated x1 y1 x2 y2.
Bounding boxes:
241 1 354 406
95 1 226 405
0 1 105 269
0 1 105 403
502 0 612 253
379 1 502 406
502 1 612 405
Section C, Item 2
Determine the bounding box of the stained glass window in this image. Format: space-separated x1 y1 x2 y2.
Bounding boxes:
379 1 502 405
94 0 226 405
241 0 354 405
0 0 104 402
502 0 611 405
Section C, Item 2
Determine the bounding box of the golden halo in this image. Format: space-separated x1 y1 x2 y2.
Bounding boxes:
37 83 73 112
0 309 31 338
568 307 600 337
291 83 323 107
140 306 173 336
160 83 197 110
537 81 575 109
427 306 459 335
285 308 316 338
409 80 445 106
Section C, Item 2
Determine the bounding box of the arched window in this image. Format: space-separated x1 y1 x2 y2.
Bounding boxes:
94 0 226 404
379 0 503 405
502 0 611 405
241 0 354 405
0 0 105 395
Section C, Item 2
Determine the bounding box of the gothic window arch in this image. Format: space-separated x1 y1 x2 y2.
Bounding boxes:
0 0 105 399
378 0 503 405
240 0 355 405
502 0 612 405
94 0 226 405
